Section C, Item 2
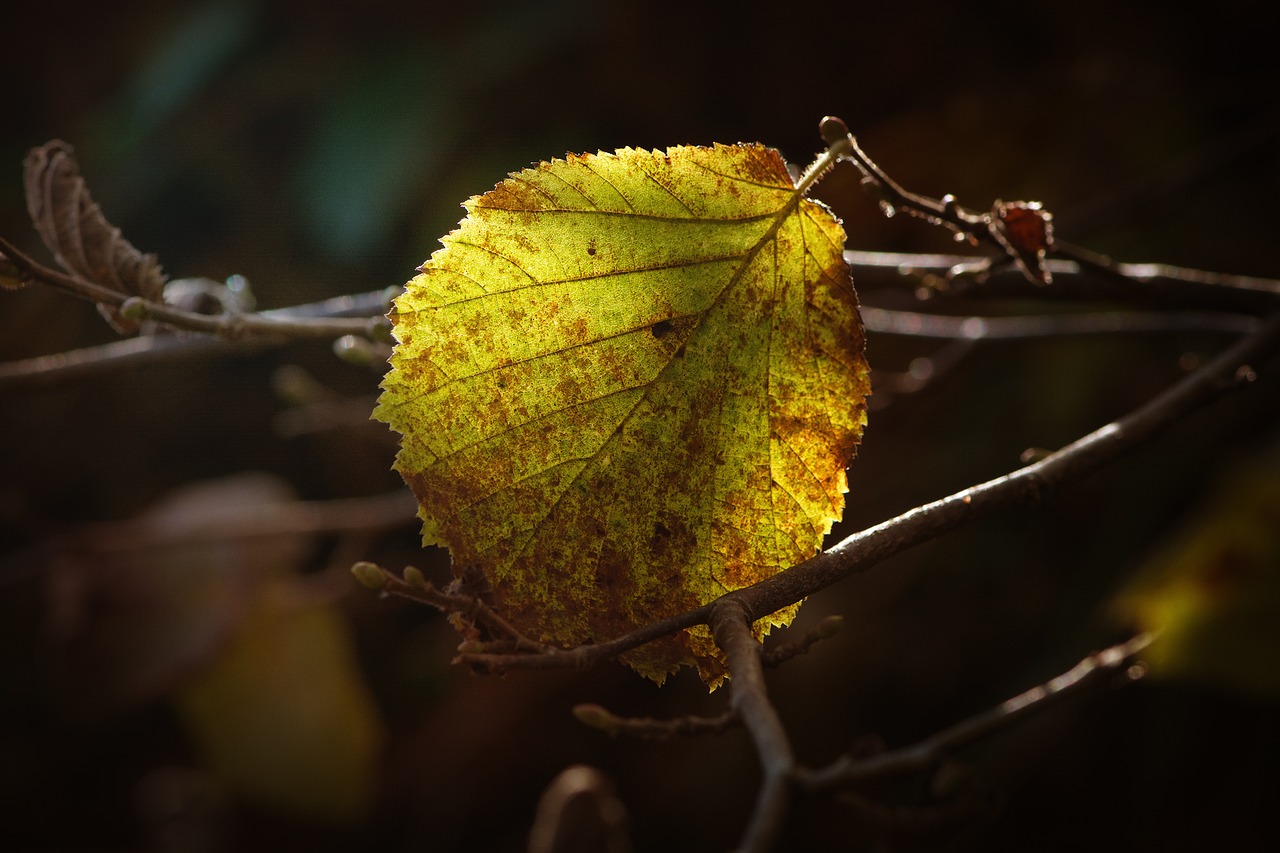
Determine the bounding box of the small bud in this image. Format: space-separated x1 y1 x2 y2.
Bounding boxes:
1020 447 1051 464
350 561 388 590
118 297 148 320
402 565 427 588
368 318 394 343
333 334 374 366
572 704 617 735
814 614 844 640
819 115 850 145
224 274 256 311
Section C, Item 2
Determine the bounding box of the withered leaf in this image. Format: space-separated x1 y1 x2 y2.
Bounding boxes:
24 141 166 331
376 143 870 685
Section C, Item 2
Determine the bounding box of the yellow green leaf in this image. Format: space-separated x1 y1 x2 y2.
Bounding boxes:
1112 460 1280 698
174 581 386 822
376 142 870 685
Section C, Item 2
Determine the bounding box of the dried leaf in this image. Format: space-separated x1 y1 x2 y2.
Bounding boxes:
23 140 166 331
376 143 870 685
992 200 1053 285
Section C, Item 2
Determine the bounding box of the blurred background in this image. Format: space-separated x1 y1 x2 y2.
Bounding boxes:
2 1 1278 850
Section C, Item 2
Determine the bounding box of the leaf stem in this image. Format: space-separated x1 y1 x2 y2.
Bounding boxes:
794 121 856 197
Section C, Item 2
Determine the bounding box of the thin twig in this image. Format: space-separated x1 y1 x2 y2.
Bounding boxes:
572 703 739 740
711 598 795 853
351 562 554 655
844 248 1280 298
88 489 419 552
861 306 1257 341
1052 238 1280 307
454 600 714 674
0 288 395 393
761 615 844 668
0 235 389 343
839 245 1280 298
796 633 1153 792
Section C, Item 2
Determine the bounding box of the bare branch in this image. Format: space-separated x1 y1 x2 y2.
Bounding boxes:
453 601 713 674
433 310 1280 675
350 562 554 656
528 765 630 853
732 310 1280 624
761 614 844 668
0 235 390 344
711 598 795 853
862 306 1257 341
821 116 1055 284
89 489 419 553
796 633 1152 792
0 284 396 394
845 248 1280 300
572 703 738 740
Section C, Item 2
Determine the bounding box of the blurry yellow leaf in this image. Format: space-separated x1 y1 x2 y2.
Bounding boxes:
376 142 869 684
174 580 385 823
1112 461 1280 697
45 474 312 717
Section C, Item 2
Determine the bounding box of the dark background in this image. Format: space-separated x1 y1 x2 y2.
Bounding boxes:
2 1 1278 851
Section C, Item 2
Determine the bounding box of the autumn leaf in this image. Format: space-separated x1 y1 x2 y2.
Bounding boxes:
175 579 386 823
376 142 870 684
23 141 166 332
1112 457 1280 698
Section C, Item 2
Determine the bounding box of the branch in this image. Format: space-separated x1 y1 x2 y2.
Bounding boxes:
437 309 1280 675
845 248 1280 301
572 703 738 740
1 235 389 342
350 562 554 656
861 306 1257 341
795 633 1152 792
821 117 1055 285
761 614 844 668
0 288 396 394
711 598 795 853
731 309 1280 624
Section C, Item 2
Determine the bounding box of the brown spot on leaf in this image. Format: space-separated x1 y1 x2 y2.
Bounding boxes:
650 319 674 339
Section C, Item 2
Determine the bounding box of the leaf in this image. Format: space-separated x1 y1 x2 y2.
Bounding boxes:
376 142 870 685
23 141 166 332
44 473 312 718
1111 459 1280 698
174 579 386 823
